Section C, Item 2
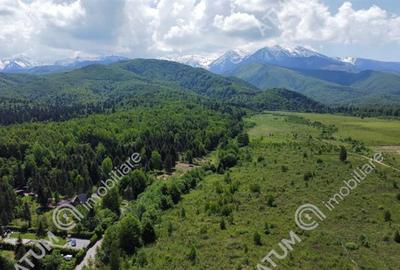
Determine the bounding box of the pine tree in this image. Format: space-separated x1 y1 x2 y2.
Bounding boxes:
102 187 121 216
253 232 262 246
110 239 120 270
14 236 26 260
142 220 156 244
36 216 47 237
339 146 347 162
23 202 31 227
188 245 197 264
394 231 400 243
384 210 392 222
220 218 226 230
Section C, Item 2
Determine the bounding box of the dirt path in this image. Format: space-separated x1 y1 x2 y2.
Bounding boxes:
350 153 400 172
75 238 103 270
157 162 199 180
372 146 400 154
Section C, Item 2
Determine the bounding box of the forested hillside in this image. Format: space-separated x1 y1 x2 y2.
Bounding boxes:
226 62 400 106
0 100 244 224
0 59 325 125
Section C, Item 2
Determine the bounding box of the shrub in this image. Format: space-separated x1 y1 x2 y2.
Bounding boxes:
229 181 240 194
267 196 277 207
394 231 400 243
188 245 197 264
250 183 261 193
220 218 226 230
303 172 313 181
339 146 347 162
264 223 271 235
221 205 233 216
344 242 358 250
359 234 370 248
393 181 399 189
253 232 262 246
224 173 232 184
136 250 148 267
180 208 186 219
215 182 224 194
384 210 392 222
281 165 288 172
219 152 238 170
118 215 143 255
227 215 234 225
142 220 156 244
237 132 249 147
257 156 265 162
167 222 173 237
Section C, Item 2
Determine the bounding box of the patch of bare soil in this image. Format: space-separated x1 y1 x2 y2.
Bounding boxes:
156 162 198 180
373 146 400 154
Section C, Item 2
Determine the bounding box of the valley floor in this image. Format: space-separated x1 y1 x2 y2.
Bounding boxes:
127 112 400 270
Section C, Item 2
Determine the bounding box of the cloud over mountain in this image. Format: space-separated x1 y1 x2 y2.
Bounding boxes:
0 0 399 62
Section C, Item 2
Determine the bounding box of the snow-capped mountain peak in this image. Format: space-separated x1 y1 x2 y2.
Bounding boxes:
284 46 322 57
163 55 215 69
213 49 247 65
256 45 323 59
0 56 35 72
207 49 249 73
339 56 357 65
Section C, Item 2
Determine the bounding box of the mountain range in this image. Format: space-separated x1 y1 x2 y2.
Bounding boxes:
0 56 128 74
207 46 400 74
0 59 324 120
2 46 400 107
3 46 400 75
203 46 400 106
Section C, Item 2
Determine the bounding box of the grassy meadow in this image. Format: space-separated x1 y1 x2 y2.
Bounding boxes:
125 112 400 270
286 112 400 146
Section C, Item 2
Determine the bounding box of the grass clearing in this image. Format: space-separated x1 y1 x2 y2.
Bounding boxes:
129 113 400 270
286 112 400 146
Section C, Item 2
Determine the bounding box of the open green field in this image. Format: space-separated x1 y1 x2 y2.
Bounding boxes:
129 113 400 270
0 250 14 259
284 112 400 146
9 232 67 246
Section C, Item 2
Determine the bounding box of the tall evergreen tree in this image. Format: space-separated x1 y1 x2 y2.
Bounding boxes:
339 146 348 162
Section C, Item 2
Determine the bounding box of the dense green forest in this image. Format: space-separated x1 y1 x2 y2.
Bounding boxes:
0 59 324 231
0 60 325 125
225 62 400 106
0 101 242 223
0 59 398 270
0 60 262 270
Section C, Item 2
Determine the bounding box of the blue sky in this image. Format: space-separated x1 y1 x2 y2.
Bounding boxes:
0 0 399 62
320 0 400 61
328 0 400 14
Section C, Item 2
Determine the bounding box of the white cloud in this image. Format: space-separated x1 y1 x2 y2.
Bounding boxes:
214 12 261 32
0 0 399 62
276 0 400 45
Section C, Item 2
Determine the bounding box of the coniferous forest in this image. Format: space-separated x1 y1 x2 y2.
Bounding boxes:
1 10 400 268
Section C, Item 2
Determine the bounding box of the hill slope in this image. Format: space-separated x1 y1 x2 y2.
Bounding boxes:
225 63 360 105
98 112 400 270
0 59 326 124
226 62 400 106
